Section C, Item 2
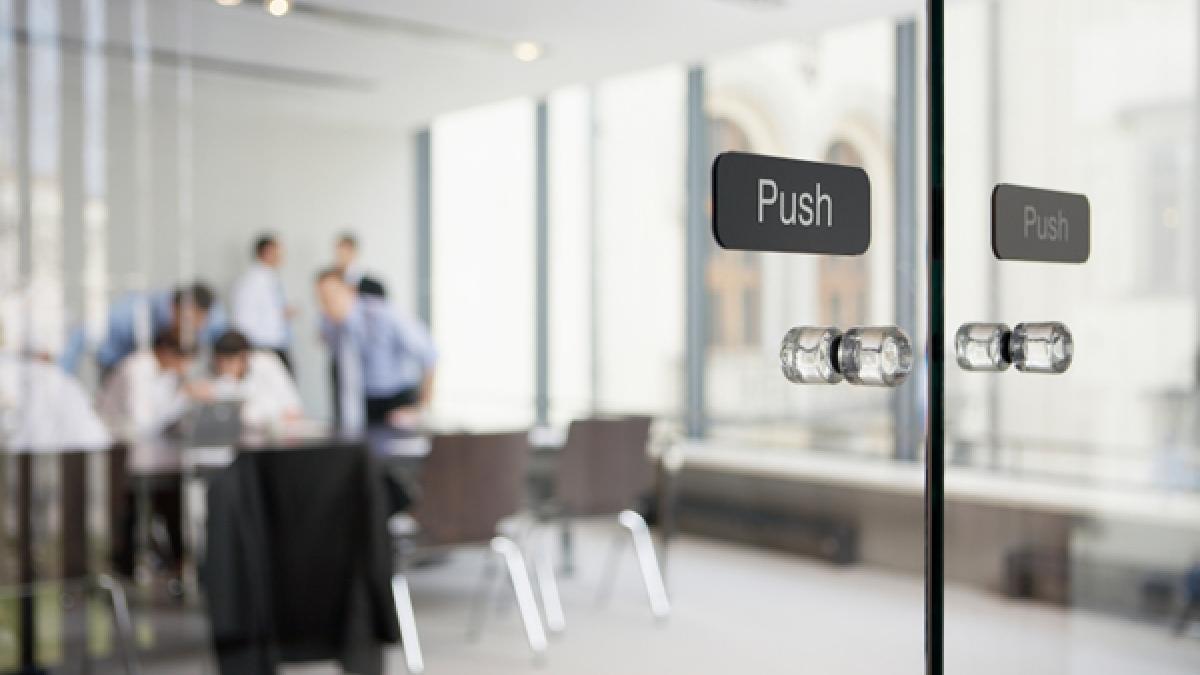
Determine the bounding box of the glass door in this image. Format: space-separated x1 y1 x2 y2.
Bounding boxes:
943 0 1200 672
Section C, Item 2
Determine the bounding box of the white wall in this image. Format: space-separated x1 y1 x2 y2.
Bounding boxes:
85 64 417 417
191 107 417 417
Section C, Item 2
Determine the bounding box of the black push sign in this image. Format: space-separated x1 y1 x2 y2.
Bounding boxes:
712 151 870 255
992 183 1090 263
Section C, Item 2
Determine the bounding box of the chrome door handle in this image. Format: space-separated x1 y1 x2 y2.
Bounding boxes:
955 321 1073 374
780 325 913 386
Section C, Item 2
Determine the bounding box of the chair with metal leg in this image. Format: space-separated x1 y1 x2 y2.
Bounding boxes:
537 416 671 630
95 573 141 675
391 573 424 673
399 431 549 661
4 450 141 675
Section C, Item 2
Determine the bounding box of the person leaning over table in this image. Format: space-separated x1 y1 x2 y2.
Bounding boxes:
210 328 302 430
97 329 214 471
315 268 436 433
62 281 226 381
327 232 387 425
96 329 213 576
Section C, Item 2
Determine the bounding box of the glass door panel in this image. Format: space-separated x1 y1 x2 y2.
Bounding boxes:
944 1 1200 672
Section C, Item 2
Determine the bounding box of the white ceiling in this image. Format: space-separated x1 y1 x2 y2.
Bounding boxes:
32 0 923 129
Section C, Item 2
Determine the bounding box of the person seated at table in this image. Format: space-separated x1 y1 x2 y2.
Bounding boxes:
315 268 436 433
98 329 214 467
1 351 112 453
97 329 212 577
210 329 302 430
62 281 226 380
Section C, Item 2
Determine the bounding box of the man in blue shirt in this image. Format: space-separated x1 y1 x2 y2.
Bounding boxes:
63 283 226 379
315 269 436 431
232 235 295 374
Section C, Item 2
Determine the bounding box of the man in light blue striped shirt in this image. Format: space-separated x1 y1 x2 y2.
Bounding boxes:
316 269 436 431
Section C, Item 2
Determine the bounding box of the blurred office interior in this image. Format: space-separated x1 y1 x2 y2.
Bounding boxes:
1 0 1199 673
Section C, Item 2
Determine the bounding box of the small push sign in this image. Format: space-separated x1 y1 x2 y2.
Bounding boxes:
992 183 1090 263
712 151 870 255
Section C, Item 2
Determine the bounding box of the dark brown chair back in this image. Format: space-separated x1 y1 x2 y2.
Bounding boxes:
555 416 653 517
411 431 529 546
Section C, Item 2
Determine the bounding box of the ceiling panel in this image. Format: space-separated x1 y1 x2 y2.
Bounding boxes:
19 0 922 128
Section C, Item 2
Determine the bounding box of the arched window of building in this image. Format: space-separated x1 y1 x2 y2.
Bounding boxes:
818 140 870 327
705 116 762 349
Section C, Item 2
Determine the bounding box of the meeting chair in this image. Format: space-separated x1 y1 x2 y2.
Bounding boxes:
533 416 671 632
5 450 140 674
204 443 409 675
398 431 549 661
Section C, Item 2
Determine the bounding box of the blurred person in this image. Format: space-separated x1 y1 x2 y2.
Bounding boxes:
328 232 386 423
63 282 226 379
96 329 211 576
0 353 111 453
0 296 110 450
334 232 387 298
232 234 296 375
210 329 302 430
315 269 435 432
97 329 212 471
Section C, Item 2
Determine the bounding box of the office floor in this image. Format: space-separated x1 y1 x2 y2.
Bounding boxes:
96 523 1200 674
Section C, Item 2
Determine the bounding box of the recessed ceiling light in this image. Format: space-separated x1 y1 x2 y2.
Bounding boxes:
512 41 543 63
265 0 291 17
215 0 242 6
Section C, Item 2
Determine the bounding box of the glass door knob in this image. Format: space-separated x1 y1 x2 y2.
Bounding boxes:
1010 322 1073 374
955 322 1011 371
780 326 843 384
782 325 914 386
954 321 1073 374
839 326 914 386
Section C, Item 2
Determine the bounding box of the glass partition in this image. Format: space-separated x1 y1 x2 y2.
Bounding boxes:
944 0 1200 671
1 1 933 673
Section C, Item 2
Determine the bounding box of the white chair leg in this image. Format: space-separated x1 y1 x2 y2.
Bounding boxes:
532 526 566 634
490 536 548 659
391 574 424 674
618 510 671 620
96 573 140 675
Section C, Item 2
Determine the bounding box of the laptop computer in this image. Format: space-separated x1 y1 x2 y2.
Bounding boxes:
187 400 243 447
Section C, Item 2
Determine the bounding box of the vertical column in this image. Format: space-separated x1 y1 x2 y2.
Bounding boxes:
535 100 549 426
415 128 432 327
13 0 29 316
894 19 919 462
926 2 946 674
985 0 1002 467
684 67 709 438
176 0 195 296
27 0 64 356
1192 2 1199 390
0 0 18 316
587 89 600 412
60 0 83 330
129 0 152 347
81 0 108 349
